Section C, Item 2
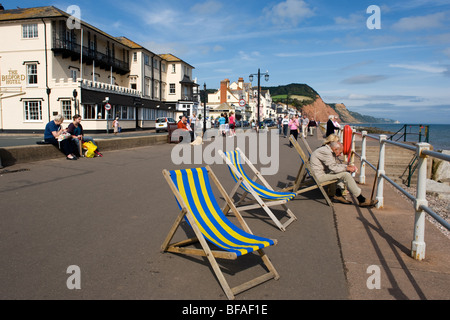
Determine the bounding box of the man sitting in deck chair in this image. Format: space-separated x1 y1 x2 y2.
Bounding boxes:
161 166 280 300
310 141 378 208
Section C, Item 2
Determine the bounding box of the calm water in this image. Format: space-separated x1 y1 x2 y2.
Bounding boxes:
349 123 450 151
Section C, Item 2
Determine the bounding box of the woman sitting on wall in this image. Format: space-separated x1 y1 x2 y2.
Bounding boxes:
44 114 78 160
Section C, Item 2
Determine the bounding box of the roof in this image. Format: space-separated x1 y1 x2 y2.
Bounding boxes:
0 6 69 21
115 37 143 49
159 53 194 69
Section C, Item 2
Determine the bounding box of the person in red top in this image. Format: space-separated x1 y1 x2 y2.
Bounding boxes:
177 115 194 142
228 111 236 137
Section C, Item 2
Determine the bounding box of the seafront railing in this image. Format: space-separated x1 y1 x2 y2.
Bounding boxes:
350 129 450 261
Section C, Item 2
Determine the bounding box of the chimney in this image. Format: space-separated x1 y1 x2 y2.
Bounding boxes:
220 79 228 104
238 77 244 89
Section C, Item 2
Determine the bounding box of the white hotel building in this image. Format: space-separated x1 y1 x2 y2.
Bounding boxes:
0 5 199 132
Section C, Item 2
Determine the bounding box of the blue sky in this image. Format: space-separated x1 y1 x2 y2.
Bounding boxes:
6 0 450 123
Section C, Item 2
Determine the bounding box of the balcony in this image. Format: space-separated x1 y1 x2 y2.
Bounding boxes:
80 79 141 97
52 39 130 75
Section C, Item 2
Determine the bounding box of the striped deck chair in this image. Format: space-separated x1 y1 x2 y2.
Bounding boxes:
283 135 336 207
218 148 297 232
161 166 280 300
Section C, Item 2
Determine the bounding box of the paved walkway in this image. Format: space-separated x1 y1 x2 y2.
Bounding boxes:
0 129 449 300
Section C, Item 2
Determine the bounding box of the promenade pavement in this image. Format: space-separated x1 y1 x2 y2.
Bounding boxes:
0 129 449 301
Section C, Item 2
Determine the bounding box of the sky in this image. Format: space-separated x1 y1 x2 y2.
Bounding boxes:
5 0 450 123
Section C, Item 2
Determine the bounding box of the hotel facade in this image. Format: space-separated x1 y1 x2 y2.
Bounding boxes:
0 6 199 132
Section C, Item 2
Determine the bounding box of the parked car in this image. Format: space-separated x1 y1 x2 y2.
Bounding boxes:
156 117 176 132
263 119 275 127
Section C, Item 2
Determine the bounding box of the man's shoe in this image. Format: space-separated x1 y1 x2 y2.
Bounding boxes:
359 199 378 207
332 195 352 204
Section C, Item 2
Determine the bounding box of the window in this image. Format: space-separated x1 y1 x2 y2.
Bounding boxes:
145 78 151 97
117 106 135 120
144 54 150 66
22 24 38 38
154 81 159 99
27 64 38 85
133 52 137 62
83 104 97 119
153 58 159 70
24 100 42 121
70 69 77 82
171 64 176 73
61 100 72 119
170 83 175 94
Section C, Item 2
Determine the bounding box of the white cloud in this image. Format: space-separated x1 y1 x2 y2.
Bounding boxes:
334 13 365 27
392 12 446 31
264 0 315 26
190 1 223 15
389 63 447 73
276 45 419 58
442 48 450 58
341 75 388 85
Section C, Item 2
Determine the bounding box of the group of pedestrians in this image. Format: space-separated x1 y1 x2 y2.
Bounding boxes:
278 114 318 148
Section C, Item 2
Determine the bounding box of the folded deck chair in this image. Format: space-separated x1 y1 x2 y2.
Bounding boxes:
218 148 297 232
161 166 279 300
284 135 336 207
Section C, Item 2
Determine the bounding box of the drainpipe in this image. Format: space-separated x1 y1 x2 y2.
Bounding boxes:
42 18 51 122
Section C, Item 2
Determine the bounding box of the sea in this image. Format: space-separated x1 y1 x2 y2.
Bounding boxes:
348 123 450 152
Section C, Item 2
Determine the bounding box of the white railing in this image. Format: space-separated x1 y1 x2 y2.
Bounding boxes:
352 129 450 261
80 79 141 97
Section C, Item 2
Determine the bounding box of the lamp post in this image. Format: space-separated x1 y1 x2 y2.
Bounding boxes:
249 69 269 131
203 83 207 135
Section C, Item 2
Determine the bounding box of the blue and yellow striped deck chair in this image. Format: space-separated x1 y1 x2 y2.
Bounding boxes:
284 135 336 207
161 166 280 300
218 148 297 232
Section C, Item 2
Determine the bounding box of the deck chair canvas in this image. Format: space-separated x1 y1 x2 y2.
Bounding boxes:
161 166 280 300
283 135 336 207
219 148 297 232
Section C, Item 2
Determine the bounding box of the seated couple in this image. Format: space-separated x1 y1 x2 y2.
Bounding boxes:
44 114 99 160
310 139 378 208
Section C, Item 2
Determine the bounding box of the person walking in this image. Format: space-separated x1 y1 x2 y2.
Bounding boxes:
113 117 120 135
301 115 309 138
228 111 236 137
288 115 300 148
282 115 289 138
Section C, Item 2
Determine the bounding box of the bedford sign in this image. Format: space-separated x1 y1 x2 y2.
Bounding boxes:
1 69 26 85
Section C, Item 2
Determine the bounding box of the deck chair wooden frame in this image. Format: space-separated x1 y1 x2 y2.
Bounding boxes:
218 148 297 232
161 166 280 300
283 135 336 207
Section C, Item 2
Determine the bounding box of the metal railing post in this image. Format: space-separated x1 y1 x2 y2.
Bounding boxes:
359 130 367 184
411 143 430 261
376 135 387 208
350 127 356 177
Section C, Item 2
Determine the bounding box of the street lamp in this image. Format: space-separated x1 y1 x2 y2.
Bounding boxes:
249 69 269 131
203 83 207 135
